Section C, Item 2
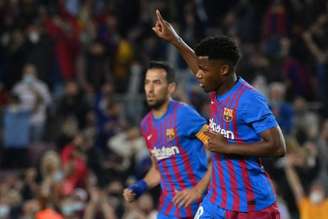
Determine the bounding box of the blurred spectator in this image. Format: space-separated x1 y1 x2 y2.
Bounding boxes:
57 81 90 129
35 196 63 219
284 154 328 219
317 119 328 193
40 150 63 201
0 83 9 107
83 186 117 219
60 188 87 219
13 64 52 143
302 14 328 117
80 41 112 90
269 82 293 135
108 126 148 180
44 12 80 81
293 97 319 142
60 133 88 196
21 168 39 201
94 82 125 149
2 93 31 169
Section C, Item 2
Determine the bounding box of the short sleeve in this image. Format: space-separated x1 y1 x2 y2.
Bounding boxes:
240 91 277 134
176 104 207 137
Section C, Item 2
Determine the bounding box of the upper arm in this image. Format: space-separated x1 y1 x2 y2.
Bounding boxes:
241 91 286 155
195 124 209 144
241 92 278 134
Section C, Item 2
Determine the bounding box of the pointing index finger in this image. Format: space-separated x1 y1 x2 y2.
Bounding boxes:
156 9 164 22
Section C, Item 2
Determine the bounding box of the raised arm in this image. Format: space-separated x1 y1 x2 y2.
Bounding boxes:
283 155 305 204
152 9 199 75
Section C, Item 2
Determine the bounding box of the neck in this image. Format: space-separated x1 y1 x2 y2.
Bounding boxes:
216 73 238 96
152 99 170 118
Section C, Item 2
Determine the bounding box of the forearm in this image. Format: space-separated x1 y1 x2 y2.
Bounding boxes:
194 161 211 194
83 202 97 219
215 141 285 157
171 37 199 75
303 32 324 61
143 165 161 189
284 164 304 202
101 202 117 219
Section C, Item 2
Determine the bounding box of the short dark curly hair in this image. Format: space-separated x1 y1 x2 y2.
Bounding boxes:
148 61 176 83
194 35 241 67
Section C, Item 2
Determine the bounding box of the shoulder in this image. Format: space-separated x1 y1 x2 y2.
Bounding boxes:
174 101 203 118
35 80 49 91
13 82 25 92
140 112 152 127
238 82 269 108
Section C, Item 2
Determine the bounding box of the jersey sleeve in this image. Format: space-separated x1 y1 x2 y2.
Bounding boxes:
240 91 278 134
139 119 151 149
176 104 207 138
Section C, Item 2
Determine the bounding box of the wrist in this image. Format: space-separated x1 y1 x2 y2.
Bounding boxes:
128 179 148 198
171 36 183 47
192 186 204 200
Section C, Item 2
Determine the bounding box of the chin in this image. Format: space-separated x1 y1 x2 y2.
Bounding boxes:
202 87 212 93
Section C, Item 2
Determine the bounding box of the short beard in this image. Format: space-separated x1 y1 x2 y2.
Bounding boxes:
148 98 167 110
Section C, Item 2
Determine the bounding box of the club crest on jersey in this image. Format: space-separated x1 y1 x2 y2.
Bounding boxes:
166 128 176 140
223 107 234 122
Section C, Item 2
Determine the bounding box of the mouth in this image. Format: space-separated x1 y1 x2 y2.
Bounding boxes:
198 80 205 88
146 96 155 101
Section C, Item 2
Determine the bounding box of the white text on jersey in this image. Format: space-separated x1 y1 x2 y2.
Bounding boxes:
209 118 235 140
151 146 180 160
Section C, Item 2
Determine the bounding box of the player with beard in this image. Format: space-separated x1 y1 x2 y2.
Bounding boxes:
123 61 211 219
153 10 286 219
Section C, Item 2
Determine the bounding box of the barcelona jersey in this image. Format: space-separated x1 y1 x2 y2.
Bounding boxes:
205 77 278 212
140 100 207 217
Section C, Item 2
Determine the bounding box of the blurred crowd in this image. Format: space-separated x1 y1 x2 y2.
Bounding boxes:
0 0 327 218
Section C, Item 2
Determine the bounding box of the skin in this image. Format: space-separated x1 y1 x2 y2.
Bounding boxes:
153 9 286 157
123 68 211 207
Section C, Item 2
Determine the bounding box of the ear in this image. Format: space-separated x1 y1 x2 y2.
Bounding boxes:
168 82 176 94
220 64 230 76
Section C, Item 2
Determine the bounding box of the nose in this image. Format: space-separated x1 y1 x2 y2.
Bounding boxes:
196 69 203 80
145 83 154 93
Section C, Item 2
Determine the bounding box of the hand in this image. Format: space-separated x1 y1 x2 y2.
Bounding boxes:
123 188 136 202
90 187 101 204
173 187 202 208
203 130 227 152
152 9 180 44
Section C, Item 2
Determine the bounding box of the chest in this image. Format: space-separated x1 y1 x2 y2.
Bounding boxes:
143 116 181 161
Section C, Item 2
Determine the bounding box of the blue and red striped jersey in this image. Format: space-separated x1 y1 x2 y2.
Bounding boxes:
205 77 278 212
140 100 207 217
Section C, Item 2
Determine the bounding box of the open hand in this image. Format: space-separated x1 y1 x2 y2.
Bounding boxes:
123 188 136 202
173 187 202 208
152 9 180 44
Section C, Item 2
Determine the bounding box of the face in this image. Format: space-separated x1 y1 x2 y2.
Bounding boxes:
195 56 229 92
144 68 174 109
309 184 325 204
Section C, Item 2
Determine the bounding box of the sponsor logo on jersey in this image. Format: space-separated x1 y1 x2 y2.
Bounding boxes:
223 107 234 122
151 146 180 160
209 118 235 140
